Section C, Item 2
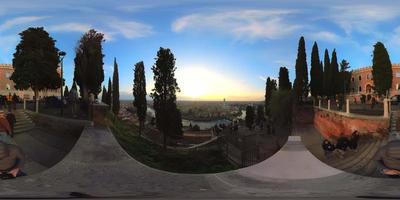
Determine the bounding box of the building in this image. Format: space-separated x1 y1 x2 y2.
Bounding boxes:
348 64 400 101
0 64 61 100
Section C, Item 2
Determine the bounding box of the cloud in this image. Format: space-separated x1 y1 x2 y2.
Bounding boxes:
172 9 301 41
328 4 400 35
0 16 47 32
107 20 153 39
47 22 91 33
307 31 342 43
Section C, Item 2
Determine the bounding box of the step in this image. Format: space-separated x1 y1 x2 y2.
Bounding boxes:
336 139 382 171
344 138 385 172
13 132 67 168
325 139 372 167
328 138 375 168
325 138 372 167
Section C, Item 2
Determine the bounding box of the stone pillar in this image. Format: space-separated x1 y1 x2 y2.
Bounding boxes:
23 99 26 110
384 98 389 118
346 99 350 114
90 103 109 127
318 100 321 108
327 99 331 110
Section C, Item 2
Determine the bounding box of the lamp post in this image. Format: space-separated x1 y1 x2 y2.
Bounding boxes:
59 51 66 116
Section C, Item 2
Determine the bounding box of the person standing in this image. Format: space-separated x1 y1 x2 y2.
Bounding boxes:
68 86 78 117
11 93 18 111
6 93 12 112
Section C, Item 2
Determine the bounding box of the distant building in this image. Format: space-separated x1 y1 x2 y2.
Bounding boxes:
0 64 61 100
348 64 400 101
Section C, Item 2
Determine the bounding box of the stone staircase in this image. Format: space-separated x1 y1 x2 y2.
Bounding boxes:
13 110 35 134
389 110 400 141
302 126 388 178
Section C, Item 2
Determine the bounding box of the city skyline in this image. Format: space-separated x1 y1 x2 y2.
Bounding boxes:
2 0 400 100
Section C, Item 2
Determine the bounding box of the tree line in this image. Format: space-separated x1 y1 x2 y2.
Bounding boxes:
11 27 182 149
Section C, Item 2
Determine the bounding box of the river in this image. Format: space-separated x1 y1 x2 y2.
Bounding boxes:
147 107 245 130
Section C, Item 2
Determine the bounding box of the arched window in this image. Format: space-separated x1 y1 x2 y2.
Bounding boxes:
359 76 361 81
359 86 362 92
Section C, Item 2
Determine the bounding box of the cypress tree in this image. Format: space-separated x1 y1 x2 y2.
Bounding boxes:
265 77 277 116
310 42 321 98
101 86 107 103
64 85 69 99
73 29 105 102
372 42 393 97
106 78 112 106
112 57 120 115
150 47 182 149
278 67 291 91
133 61 147 136
293 36 308 102
331 49 339 96
323 49 331 97
318 61 324 97
245 105 255 130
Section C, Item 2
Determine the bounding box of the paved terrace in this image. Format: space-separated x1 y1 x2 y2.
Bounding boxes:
0 110 399 199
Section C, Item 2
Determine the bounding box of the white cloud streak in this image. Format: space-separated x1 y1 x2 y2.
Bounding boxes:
0 16 47 32
172 9 301 41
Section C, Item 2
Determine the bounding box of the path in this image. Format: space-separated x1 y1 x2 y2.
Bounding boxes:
0 113 398 199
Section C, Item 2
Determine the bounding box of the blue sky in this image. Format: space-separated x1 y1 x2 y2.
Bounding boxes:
1 0 400 100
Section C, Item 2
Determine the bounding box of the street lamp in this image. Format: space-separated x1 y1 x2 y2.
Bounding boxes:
59 51 66 116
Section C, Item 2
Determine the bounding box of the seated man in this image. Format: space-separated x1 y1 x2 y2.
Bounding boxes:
322 139 335 157
348 131 360 151
336 136 350 151
0 141 25 178
374 140 400 177
5 112 16 137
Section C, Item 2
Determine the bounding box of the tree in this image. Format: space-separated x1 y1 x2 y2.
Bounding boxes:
101 86 107 103
256 104 265 126
11 27 62 112
133 61 147 136
318 61 324 97
270 90 293 127
105 78 112 106
293 36 308 103
245 105 255 130
150 47 182 149
265 77 277 116
330 49 340 96
339 59 351 109
310 42 322 99
74 29 105 103
323 49 331 97
278 67 291 91
112 58 120 115
64 85 69 99
372 42 393 97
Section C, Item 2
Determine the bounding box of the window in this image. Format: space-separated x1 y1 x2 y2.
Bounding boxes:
351 77 354 82
359 76 361 81
359 86 362 92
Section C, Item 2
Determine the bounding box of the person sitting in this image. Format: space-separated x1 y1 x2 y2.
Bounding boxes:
5 112 16 138
0 141 26 179
348 131 360 151
336 136 350 151
322 139 335 157
374 140 400 177
0 111 11 137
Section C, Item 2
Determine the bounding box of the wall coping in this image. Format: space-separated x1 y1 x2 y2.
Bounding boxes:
314 106 389 120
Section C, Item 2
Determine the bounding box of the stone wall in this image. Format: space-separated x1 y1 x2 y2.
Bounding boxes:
314 108 389 140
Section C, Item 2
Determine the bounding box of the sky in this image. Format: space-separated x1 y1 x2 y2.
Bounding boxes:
1 0 400 101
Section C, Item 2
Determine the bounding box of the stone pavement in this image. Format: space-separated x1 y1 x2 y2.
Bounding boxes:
0 110 399 199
